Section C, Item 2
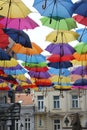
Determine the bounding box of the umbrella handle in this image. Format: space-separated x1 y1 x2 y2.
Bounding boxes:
0 7 3 10
42 0 47 9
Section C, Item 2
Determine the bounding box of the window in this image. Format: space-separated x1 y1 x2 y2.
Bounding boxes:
53 96 60 109
54 119 61 130
25 117 30 130
38 96 44 111
72 95 79 108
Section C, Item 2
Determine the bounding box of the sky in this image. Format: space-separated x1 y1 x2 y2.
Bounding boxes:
21 0 83 51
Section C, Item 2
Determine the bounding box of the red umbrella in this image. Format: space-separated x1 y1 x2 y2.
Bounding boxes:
47 54 74 62
0 28 9 49
73 14 87 26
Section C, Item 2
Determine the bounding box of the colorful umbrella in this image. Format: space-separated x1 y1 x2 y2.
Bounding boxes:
22 62 47 68
0 16 39 30
0 58 19 67
23 66 48 72
0 28 9 49
71 66 87 76
71 60 87 66
73 52 87 61
16 54 46 63
34 78 52 86
74 1 87 17
33 0 74 18
74 42 87 54
47 54 74 62
76 28 87 43
40 17 77 30
0 0 31 18
3 28 32 48
48 68 70 76
46 30 79 43
0 48 11 60
28 71 50 79
73 78 87 86
73 14 87 26
48 61 72 69
11 42 43 55
13 74 31 83
45 43 75 55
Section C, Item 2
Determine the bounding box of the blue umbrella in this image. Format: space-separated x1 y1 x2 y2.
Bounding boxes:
33 0 74 19
4 68 27 75
76 28 87 42
0 48 11 60
48 68 70 76
48 61 72 69
16 54 46 63
3 28 32 48
74 0 87 17
73 78 87 86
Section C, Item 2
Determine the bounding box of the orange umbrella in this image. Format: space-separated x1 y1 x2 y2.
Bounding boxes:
73 52 87 61
11 42 43 55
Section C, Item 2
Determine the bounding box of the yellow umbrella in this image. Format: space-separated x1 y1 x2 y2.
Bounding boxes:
13 74 31 82
46 30 79 43
54 85 71 90
0 0 31 18
50 75 71 82
71 60 87 66
0 58 18 67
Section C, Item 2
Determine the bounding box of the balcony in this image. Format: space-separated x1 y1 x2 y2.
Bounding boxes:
34 106 47 114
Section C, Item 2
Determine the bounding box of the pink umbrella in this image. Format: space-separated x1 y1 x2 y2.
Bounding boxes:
0 16 39 30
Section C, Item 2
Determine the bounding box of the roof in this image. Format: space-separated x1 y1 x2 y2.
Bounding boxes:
15 93 34 106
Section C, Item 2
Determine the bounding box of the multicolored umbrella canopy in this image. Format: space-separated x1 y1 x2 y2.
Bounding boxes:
33 0 74 18
0 16 39 30
71 66 87 76
3 28 32 48
48 61 72 69
0 28 9 49
0 48 11 60
16 54 46 63
73 52 87 61
11 42 43 55
0 0 31 18
76 28 87 43
73 78 87 89
46 30 79 43
74 0 87 17
73 14 87 26
48 68 70 76
74 42 87 54
47 54 74 62
40 17 77 30
45 43 75 55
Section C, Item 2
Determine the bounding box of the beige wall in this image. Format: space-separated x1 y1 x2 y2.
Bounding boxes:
34 89 87 130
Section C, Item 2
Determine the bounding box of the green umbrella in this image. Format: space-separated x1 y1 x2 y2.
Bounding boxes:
22 62 47 68
40 17 77 30
74 42 87 54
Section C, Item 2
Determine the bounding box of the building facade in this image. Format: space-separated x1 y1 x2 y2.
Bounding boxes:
34 89 87 130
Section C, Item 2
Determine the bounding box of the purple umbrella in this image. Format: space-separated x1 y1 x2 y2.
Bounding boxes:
28 70 50 79
45 43 75 55
71 66 87 75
